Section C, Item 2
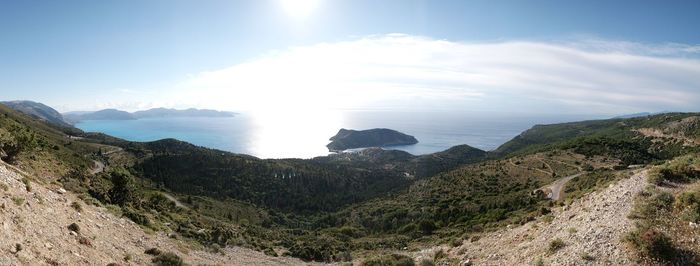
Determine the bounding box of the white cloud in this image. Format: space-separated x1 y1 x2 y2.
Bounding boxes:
170 34 700 114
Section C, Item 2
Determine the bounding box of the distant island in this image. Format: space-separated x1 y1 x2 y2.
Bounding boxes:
0 101 237 126
64 107 236 124
327 128 418 151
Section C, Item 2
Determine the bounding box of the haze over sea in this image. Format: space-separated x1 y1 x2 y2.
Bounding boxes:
75 110 602 159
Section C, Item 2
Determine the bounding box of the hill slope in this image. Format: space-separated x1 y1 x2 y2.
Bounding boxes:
1 100 71 127
0 163 307 265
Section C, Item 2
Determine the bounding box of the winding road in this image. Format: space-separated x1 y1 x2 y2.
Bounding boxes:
548 173 584 201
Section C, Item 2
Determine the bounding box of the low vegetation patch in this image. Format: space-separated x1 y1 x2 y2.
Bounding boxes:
68 222 80 233
360 254 415 266
12 197 24 206
21 177 31 192
625 155 700 263
151 252 184 266
145 247 163 256
70 201 82 212
547 238 566 254
625 226 676 261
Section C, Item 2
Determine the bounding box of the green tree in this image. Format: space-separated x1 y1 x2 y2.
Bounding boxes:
109 168 139 206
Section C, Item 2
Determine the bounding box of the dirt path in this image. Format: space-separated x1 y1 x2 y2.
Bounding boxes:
508 158 553 176
102 147 123 155
161 192 189 210
548 173 583 201
89 160 105 175
438 170 648 265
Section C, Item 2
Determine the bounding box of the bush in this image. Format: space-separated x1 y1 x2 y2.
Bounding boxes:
547 238 566 254
625 227 676 261
145 247 162 256
361 254 415 266
151 252 184 266
21 177 31 192
70 202 83 212
418 258 435 266
631 191 674 219
123 207 150 226
418 220 437 235
68 223 80 233
78 236 92 247
675 190 700 222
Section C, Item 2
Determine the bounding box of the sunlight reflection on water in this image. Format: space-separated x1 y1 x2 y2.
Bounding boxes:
248 110 342 159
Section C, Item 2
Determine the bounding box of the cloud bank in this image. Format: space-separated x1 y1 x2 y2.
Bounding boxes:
171 34 700 115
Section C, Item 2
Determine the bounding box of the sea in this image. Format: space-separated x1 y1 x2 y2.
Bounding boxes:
75 110 603 159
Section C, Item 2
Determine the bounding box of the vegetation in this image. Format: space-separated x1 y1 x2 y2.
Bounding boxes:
547 238 566 254
625 155 700 263
151 252 185 266
68 223 80 233
564 170 620 200
360 253 415 266
2 102 700 262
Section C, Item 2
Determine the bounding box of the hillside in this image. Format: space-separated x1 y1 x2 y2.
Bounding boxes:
0 162 307 265
2 101 700 264
1 100 71 127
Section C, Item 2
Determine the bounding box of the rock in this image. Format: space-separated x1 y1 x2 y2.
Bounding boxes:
70 231 78 236
57 188 67 194
460 259 472 266
689 222 699 228
44 242 53 250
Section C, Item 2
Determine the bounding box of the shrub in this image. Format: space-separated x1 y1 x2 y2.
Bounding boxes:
78 236 93 247
21 177 31 192
631 191 674 218
361 254 415 266
145 247 162 256
70 202 83 212
398 223 417 234
12 197 24 206
123 207 150 226
580 252 595 261
151 252 184 266
450 237 463 247
418 220 437 235
418 258 435 266
675 189 700 222
68 223 80 233
547 238 565 254
433 249 447 261
625 227 676 261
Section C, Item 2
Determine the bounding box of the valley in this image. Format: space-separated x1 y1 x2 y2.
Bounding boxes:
1 102 699 265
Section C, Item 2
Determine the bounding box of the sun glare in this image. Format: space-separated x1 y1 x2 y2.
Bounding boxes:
280 0 320 19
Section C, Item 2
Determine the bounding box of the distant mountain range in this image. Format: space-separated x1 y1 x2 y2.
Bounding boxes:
0 100 236 125
64 107 236 123
613 111 668 119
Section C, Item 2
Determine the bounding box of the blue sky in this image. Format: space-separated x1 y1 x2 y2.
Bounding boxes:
1 0 700 114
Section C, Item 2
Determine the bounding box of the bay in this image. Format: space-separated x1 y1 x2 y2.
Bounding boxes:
75 110 601 159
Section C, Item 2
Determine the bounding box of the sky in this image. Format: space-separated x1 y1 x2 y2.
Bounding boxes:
1 0 700 115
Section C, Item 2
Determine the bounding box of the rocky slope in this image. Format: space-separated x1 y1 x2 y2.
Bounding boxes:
412 169 649 265
0 163 308 266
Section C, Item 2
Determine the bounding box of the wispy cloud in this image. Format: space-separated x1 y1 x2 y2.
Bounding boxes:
168 34 700 114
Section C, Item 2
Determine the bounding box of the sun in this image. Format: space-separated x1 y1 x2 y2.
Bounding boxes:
280 0 320 19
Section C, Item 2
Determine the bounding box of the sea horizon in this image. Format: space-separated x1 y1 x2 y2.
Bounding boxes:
74 110 606 159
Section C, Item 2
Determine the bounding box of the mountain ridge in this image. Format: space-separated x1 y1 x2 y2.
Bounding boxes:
63 107 236 124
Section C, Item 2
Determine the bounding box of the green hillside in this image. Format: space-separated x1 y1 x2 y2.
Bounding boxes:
2 102 700 262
